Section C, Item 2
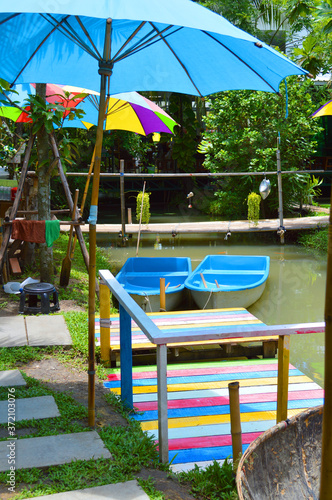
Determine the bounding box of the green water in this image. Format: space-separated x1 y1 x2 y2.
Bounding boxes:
98 232 326 387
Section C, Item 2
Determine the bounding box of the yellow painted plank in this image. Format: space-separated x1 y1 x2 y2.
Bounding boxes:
140 407 308 430
109 375 311 395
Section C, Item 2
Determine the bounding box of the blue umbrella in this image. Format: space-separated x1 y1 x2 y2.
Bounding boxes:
0 2 306 95
0 0 308 432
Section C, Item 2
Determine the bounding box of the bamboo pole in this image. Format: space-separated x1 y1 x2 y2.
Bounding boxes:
66 170 324 178
70 146 96 259
120 159 126 245
276 335 290 423
87 18 112 428
276 136 285 244
160 277 166 312
228 381 242 471
136 181 146 257
319 184 332 498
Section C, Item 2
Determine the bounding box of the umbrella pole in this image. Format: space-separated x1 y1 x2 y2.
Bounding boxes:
88 18 112 427
319 183 332 498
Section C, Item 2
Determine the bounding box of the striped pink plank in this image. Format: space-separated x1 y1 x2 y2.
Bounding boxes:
134 389 324 411
169 431 262 451
107 363 282 381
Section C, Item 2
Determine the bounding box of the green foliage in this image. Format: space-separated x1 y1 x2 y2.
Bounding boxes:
177 458 237 499
209 188 247 219
137 478 166 500
136 191 151 224
247 192 261 224
199 77 324 219
169 94 199 172
298 227 328 252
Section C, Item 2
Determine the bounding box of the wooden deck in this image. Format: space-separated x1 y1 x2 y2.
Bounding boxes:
104 359 324 471
62 215 329 235
95 308 278 365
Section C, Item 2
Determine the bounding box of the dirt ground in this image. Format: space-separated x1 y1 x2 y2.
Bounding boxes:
0 292 197 500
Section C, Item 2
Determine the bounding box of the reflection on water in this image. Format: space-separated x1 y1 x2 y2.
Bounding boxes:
98 232 327 387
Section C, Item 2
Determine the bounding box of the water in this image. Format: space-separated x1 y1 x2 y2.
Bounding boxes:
98 231 326 387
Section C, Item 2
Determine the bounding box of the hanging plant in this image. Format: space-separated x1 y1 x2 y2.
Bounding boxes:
136 191 151 224
247 192 261 225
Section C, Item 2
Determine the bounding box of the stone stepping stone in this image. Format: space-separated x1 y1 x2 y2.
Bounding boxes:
0 317 27 346
0 431 111 471
26 315 72 346
20 480 149 499
0 396 60 424
0 370 26 387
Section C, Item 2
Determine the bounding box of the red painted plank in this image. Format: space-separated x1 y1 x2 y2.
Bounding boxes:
134 389 324 411
107 363 282 381
169 431 262 450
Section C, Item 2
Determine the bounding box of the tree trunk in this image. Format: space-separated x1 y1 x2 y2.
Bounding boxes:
36 83 53 283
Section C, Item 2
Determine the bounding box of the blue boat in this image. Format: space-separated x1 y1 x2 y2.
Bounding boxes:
116 257 192 312
184 255 270 309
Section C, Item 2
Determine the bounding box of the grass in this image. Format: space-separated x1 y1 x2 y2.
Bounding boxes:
298 227 328 253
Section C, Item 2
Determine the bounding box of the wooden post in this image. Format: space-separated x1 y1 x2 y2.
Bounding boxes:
99 281 111 365
119 304 133 408
320 182 332 499
160 277 166 312
157 344 169 463
228 381 242 470
120 159 126 246
276 335 290 423
127 207 132 224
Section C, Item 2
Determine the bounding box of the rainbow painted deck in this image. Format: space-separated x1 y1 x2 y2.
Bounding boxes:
95 308 277 350
104 359 324 471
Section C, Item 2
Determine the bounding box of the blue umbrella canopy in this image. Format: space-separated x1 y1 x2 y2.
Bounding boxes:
0 0 307 95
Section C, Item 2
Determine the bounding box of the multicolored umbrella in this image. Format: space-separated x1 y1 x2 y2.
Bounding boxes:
0 85 177 136
311 99 332 118
72 92 177 135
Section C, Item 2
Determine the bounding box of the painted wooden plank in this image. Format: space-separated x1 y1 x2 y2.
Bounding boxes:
109 375 312 395
140 407 311 431
169 431 262 450
132 382 321 403
146 419 278 440
134 389 324 411
107 362 283 380
104 368 302 388
133 399 323 421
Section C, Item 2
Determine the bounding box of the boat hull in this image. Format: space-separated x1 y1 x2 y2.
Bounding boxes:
236 405 323 499
190 281 267 309
185 255 270 309
116 257 191 312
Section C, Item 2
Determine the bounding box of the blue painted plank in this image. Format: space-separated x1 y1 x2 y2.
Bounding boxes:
169 444 250 464
133 398 323 421
104 368 302 388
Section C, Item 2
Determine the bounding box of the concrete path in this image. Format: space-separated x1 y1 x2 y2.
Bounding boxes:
0 315 72 347
0 431 112 471
0 395 60 423
0 369 26 386
20 480 149 499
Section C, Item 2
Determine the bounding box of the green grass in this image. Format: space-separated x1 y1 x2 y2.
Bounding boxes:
298 227 328 253
177 459 238 499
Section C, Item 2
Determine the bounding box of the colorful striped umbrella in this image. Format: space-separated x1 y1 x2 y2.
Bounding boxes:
311 99 332 118
0 84 177 136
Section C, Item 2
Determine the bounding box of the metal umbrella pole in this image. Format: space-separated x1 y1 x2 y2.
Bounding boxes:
276 134 285 244
87 18 112 427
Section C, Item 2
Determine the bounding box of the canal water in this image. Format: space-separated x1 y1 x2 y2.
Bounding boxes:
97 230 326 388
